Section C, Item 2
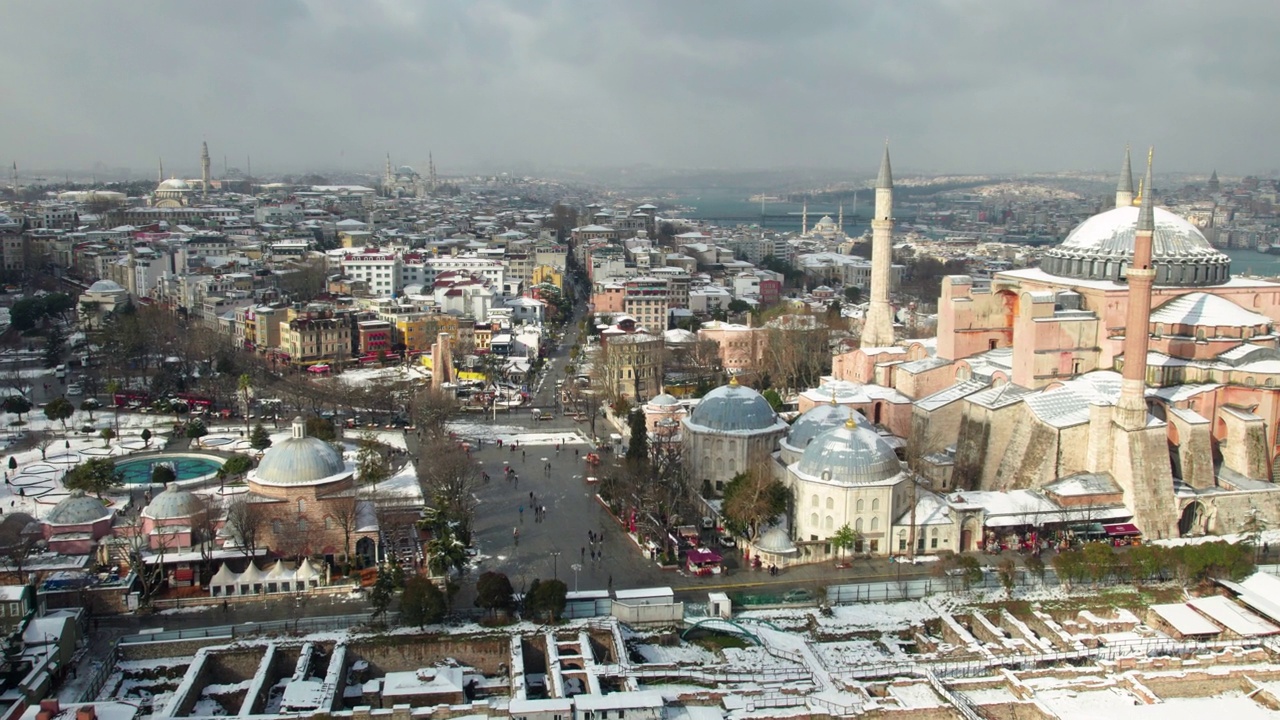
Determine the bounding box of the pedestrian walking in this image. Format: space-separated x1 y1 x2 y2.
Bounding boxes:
529 491 534 502
581 546 586 562
519 505 524 522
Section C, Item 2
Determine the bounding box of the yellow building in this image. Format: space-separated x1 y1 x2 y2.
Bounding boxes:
532 264 564 291
279 315 352 365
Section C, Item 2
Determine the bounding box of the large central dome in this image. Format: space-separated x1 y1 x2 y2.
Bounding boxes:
252 418 349 487
685 380 784 434
1041 206 1230 286
793 421 902 486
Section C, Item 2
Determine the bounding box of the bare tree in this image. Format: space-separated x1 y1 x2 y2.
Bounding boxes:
33 430 56 461
118 511 167 605
903 425 948 561
411 386 458 437
224 497 264 560
193 494 221 583
417 437 479 542
0 528 38 585
330 490 363 571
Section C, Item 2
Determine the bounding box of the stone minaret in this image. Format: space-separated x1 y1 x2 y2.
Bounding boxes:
201 141 211 199
837 202 844 234
158 158 164 183
801 201 808 235
1116 148 1156 431
1115 146 1134 209
861 144 896 348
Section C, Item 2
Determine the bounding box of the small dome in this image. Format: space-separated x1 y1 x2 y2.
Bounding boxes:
46 491 110 526
794 421 901 486
648 393 679 407
685 380 782 433
783 404 866 453
1042 206 1230 286
756 527 797 554
143 484 203 520
254 437 347 486
86 280 126 294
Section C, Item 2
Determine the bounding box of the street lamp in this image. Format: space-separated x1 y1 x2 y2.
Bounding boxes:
550 550 562 581
571 562 583 592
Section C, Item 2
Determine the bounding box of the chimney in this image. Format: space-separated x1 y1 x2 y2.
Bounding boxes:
76 707 96 720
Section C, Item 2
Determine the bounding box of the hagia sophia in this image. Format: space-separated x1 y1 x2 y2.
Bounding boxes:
665 145 1280 568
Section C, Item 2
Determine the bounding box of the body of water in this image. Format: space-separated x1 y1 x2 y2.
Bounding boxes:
115 455 223 484
1222 248 1280 278
675 189 869 234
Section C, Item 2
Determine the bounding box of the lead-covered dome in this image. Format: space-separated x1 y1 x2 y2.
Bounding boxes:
252 418 349 487
782 403 867 455
86 280 126 294
793 420 902 486
46 491 111 526
143 484 203 520
1041 206 1230 286
685 380 783 433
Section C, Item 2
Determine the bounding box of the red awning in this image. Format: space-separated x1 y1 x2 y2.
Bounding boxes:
1103 523 1141 537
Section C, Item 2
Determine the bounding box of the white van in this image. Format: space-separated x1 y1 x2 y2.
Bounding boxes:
54 364 67 379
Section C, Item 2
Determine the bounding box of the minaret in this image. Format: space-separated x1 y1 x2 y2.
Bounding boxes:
861 144 897 348
158 158 164 183
201 141 211 199
429 151 438 193
838 202 844 234
801 201 808 235
1116 148 1157 430
1115 146 1134 209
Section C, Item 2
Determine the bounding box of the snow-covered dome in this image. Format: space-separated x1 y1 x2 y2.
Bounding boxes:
648 393 680 408
685 379 783 434
45 491 111 526
252 417 348 487
86 280 126 294
1041 206 1230 286
157 178 191 191
142 484 203 520
793 419 902 486
782 403 867 455
755 526 797 555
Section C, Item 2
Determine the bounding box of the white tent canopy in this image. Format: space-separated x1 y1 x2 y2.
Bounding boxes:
208 560 327 597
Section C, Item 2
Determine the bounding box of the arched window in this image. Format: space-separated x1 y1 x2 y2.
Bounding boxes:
272 520 283 535
297 499 306 514
871 498 880 511
856 499 865 512
824 515 833 529
298 519 308 533
810 513 819 527
871 517 879 531
855 517 864 532
931 527 939 537
825 497 834 510
811 494 819 508
324 517 333 530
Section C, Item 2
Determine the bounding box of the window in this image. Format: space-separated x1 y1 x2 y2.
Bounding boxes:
810 513 819 527
325 517 333 530
6 603 14 617
272 520 283 535
825 515 833 529
811 494 819 508
855 517 863 532
869 539 879 553
931 537 939 549
871 498 879 511
298 519 308 532
856 499 864 512
298 499 306 513
826 497 834 510
870 517 879 531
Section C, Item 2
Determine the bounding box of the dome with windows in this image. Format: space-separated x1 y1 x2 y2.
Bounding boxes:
684 379 785 434
792 419 902 486
1041 206 1230 286
251 418 350 487
86 280 126 294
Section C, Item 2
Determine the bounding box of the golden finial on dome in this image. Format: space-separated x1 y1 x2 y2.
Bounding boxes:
1132 176 1144 206
830 388 838 406
728 375 739 386
845 417 857 430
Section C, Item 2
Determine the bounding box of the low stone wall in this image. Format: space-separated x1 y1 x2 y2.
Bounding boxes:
347 634 509 676
118 636 233 662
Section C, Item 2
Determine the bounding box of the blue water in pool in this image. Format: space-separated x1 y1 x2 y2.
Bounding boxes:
114 456 223 484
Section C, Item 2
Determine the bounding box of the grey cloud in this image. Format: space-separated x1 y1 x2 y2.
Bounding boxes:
3 0 1277 177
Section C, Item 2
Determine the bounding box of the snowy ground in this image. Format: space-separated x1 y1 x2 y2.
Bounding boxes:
447 421 589 446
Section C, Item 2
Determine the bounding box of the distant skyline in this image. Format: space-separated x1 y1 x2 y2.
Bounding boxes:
5 1 1279 177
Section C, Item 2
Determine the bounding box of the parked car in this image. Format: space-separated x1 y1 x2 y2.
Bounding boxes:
782 588 814 603
718 533 737 548
66 384 83 396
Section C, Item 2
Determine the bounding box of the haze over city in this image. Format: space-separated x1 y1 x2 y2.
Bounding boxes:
6 0 1279 177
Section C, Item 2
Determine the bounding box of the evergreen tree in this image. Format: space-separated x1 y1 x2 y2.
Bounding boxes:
400 576 447 628
369 559 401 621
43 397 74 431
63 458 123 498
625 409 648 466
249 423 272 451
43 325 65 369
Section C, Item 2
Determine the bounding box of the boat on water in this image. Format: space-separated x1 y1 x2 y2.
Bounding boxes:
1258 243 1279 255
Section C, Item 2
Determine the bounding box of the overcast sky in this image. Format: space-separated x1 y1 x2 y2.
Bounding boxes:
5 1 1277 178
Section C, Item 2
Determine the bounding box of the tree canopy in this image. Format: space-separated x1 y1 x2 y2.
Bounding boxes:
721 468 789 541
64 458 123 497
474 571 515 617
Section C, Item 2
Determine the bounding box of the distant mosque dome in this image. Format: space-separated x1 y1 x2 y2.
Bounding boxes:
792 420 902 486
157 177 191 191
1042 206 1230 286
86 280 126 294
648 392 680 408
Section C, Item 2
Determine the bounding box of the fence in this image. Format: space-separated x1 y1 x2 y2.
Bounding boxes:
118 612 394 645
74 639 121 703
